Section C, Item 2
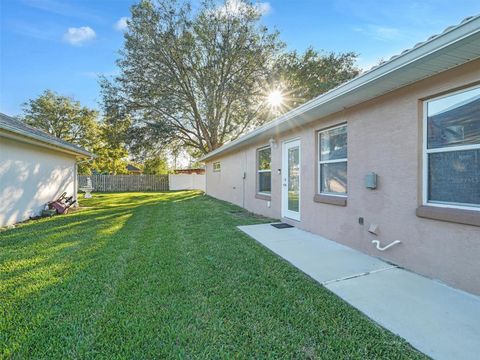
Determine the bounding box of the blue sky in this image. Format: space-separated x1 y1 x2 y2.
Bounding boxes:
1 0 479 116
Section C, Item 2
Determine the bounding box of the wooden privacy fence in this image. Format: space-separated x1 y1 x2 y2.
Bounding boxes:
78 175 169 192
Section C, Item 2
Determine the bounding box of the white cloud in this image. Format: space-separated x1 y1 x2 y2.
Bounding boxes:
211 0 272 18
370 25 400 40
82 69 120 78
257 2 272 15
115 17 129 32
63 26 95 46
354 24 401 41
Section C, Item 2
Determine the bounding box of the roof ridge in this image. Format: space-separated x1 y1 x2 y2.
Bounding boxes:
363 14 480 74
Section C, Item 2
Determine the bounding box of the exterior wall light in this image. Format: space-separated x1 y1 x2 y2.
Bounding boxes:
269 137 277 148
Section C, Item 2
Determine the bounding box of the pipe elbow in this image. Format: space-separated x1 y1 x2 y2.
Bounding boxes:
372 239 401 251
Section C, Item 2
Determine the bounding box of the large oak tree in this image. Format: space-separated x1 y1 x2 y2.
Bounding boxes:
105 0 283 155
105 0 360 157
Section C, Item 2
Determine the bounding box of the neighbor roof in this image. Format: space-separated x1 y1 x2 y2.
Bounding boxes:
200 15 480 162
127 164 142 172
0 113 94 157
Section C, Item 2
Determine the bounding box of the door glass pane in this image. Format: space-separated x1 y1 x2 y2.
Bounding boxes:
428 149 480 206
320 162 347 194
288 146 300 212
427 87 480 149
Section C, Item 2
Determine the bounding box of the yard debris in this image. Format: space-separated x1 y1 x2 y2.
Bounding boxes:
41 209 57 217
46 192 77 215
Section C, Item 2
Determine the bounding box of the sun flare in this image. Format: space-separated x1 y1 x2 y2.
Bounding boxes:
267 89 284 108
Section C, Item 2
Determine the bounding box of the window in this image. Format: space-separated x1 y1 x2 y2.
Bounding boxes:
424 86 480 209
213 162 221 172
318 124 347 196
257 146 271 195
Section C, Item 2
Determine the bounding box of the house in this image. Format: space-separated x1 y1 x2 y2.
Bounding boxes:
200 16 480 295
173 168 205 175
126 164 143 175
0 113 94 227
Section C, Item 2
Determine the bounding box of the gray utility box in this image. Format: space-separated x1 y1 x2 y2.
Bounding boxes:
365 172 378 189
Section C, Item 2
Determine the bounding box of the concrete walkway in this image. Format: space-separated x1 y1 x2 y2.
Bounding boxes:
238 223 480 360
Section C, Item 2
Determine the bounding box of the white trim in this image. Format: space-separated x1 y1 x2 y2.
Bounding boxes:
422 85 480 211
426 144 480 153
318 124 348 195
257 144 271 151
319 193 348 198
427 200 480 210
318 158 349 164
425 83 480 103
256 146 272 195
257 192 271 196
282 138 301 221
422 103 429 206
319 123 347 133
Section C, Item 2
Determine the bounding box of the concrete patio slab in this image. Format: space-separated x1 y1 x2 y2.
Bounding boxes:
327 267 480 360
238 223 480 360
238 224 394 284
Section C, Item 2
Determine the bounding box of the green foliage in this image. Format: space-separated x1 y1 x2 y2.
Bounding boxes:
105 0 283 154
89 123 130 175
22 89 133 175
90 136 129 175
258 146 271 170
22 90 99 173
90 79 133 175
271 48 360 112
22 90 99 149
0 192 427 359
143 155 170 174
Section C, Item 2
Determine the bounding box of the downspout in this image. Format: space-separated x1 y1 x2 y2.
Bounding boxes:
242 150 247 209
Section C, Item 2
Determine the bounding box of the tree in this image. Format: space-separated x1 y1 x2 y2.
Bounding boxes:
143 155 170 174
270 49 359 113
23 90 99 151
90 124 130 175
91 80 133 174
104 0 283 155
22 90 99 174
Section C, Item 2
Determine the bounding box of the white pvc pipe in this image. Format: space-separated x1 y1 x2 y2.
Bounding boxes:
371 239 401 251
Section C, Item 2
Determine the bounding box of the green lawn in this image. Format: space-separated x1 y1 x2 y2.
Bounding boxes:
0 192 426 359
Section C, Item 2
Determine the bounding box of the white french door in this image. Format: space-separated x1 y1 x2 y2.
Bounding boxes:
282 139 301 221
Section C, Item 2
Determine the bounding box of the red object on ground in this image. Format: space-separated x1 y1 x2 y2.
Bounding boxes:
47 194 77 215
50 201 68 214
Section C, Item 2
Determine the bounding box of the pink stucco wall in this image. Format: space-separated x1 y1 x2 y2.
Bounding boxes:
205 59 480 295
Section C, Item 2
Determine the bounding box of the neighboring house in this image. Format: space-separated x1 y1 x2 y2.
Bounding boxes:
173 168 205 175
127 164 143 175
200 16 480 295
0 113 94 227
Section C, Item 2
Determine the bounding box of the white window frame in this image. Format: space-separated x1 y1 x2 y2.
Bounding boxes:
318 123 348 197
422 84 480 211
213 162 221 172
257 145 272 196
